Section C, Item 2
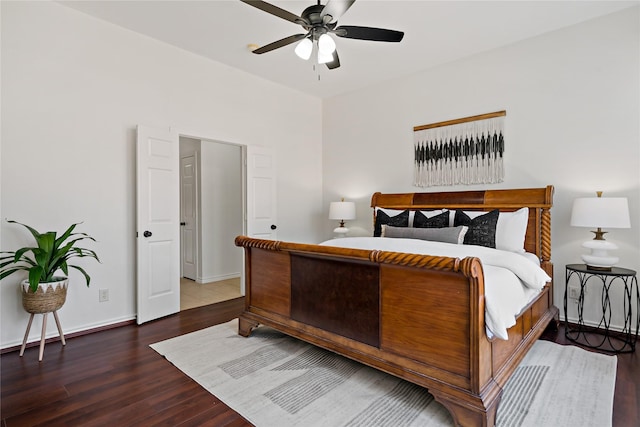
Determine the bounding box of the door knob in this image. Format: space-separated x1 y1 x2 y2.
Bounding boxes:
270 225 277 230
180 222 186 226
143 230 152 238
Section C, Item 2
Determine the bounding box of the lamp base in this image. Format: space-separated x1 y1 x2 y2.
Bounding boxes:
584 263 614 272
581 239 619 270
333 226 349 238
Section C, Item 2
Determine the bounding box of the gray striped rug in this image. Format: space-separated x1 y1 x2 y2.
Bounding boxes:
150 319 616 427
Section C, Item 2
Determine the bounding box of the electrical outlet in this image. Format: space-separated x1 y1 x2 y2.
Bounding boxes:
99 289 109 302
568 285 581 300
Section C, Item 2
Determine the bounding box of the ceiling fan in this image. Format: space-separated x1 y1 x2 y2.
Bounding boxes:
240 0 404 70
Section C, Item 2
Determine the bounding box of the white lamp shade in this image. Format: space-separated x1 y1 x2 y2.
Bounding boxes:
318 34 336 54
570 197 630 228
318 49 333 64
329 201 356 221
294 38 313 60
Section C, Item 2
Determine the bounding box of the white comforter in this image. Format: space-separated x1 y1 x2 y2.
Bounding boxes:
319 237 551 340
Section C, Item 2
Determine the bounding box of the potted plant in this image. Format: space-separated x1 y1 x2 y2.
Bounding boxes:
0 220 100 314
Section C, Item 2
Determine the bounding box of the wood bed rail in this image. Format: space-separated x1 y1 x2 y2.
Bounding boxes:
234 236 483 276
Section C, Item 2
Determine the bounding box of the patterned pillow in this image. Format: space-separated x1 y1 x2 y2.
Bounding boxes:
413 210 450 228
374 209 409 237
460 208 529 252
454 209 499 248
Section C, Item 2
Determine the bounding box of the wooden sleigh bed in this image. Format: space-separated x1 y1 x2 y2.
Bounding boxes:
234 186 558 427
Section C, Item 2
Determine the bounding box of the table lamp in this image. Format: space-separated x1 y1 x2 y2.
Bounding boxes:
329 199 356 238
570 191 630 270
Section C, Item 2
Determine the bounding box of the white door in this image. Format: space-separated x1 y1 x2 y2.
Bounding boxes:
246 146 277 239
136 125 180 324
180 154 198 280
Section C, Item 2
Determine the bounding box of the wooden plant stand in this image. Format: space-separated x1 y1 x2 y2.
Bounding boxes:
20 279 68 361
20 311 66 362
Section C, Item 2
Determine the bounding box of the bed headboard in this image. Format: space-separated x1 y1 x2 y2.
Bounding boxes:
370 186 554 265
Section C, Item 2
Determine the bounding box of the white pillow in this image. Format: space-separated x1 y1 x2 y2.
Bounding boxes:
460 207 529 253
416 209 447 218
519 251 541 266
375 208 444 227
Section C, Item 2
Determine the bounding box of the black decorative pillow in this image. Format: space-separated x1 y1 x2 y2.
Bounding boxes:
454 209 499 248
413 210 450 228
374 209 409 237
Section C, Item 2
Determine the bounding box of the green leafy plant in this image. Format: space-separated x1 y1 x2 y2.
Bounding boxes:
0 221 100 293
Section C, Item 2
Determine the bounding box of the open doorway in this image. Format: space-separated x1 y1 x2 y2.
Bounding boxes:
178 136 244 310
136 126 275 323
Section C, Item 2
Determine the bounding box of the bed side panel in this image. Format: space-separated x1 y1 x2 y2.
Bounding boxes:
249 248 291 317
380 265 471 377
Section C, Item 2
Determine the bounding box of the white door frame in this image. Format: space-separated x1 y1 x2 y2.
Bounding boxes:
137 126 261 323
176 129 248 295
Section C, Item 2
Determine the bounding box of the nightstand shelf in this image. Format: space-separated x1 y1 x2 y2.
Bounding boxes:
564 264 639 353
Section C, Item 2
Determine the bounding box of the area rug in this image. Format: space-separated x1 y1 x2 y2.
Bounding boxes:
150 319 617 427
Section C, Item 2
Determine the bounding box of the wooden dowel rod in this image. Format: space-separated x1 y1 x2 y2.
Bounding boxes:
413 110 506 132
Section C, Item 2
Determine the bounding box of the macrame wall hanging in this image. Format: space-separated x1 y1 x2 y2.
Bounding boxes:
413 110 506 187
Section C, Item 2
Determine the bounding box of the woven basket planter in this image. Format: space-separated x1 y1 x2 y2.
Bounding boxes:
21 278 69 314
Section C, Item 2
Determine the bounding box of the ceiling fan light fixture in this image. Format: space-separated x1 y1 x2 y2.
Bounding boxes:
317 48 333 64
318 33 336 54
294 38 313 60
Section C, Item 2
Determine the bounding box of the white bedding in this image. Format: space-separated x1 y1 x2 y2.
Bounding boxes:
319 237 551 340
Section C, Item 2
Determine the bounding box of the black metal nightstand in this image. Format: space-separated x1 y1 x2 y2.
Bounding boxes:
564 264 639 353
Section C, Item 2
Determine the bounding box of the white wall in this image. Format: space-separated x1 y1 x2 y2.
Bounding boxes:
0 2 323 348
323 8 640 330
200 141 243 282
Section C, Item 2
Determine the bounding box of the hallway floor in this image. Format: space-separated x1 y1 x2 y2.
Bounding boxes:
180 277 242 310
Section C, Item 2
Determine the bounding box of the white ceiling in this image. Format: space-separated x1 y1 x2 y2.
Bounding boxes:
59 1 637 99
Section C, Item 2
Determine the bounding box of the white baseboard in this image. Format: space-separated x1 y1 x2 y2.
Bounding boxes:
563 316 632 334
196 272 240 284
2 313 137 351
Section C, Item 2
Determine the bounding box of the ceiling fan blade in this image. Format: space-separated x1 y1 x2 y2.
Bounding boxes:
240 0 307 25
320 0 356 24
252 34 307 54
325 49 341 70
334 25 404 42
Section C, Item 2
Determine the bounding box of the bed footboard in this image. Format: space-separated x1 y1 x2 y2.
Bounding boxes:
235 236 557 427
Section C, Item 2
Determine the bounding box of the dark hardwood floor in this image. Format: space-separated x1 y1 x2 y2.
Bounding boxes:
2 299 638 426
